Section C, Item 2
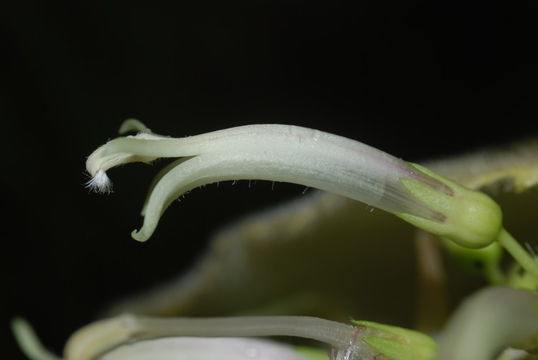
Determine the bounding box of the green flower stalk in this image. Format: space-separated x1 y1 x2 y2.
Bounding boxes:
440 239 505 285
86 120 538 281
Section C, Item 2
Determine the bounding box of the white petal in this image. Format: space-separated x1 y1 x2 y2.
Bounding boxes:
101 337 313 360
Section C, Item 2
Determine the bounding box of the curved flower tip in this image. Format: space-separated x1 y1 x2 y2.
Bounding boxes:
86 121 504 246
11 317 62 360
118 118 153 135
131 228 150 242
85 121 164 196
85 169 113 194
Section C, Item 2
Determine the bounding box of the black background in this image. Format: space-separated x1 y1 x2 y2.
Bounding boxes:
2 1 538 358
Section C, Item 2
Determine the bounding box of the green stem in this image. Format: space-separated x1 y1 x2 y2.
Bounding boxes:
497 228 538 281
484 263 505 286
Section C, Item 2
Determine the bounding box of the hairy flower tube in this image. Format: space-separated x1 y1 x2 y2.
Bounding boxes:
86 120 449 241
86 120 538 280
12 315 436 360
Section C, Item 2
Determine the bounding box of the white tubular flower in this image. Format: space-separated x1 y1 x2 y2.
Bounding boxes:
86 121 455 243
11 317 322 360
13 315 436 360
61 315 356 360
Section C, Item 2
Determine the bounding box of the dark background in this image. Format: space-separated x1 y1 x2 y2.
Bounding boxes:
2 1 538 358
